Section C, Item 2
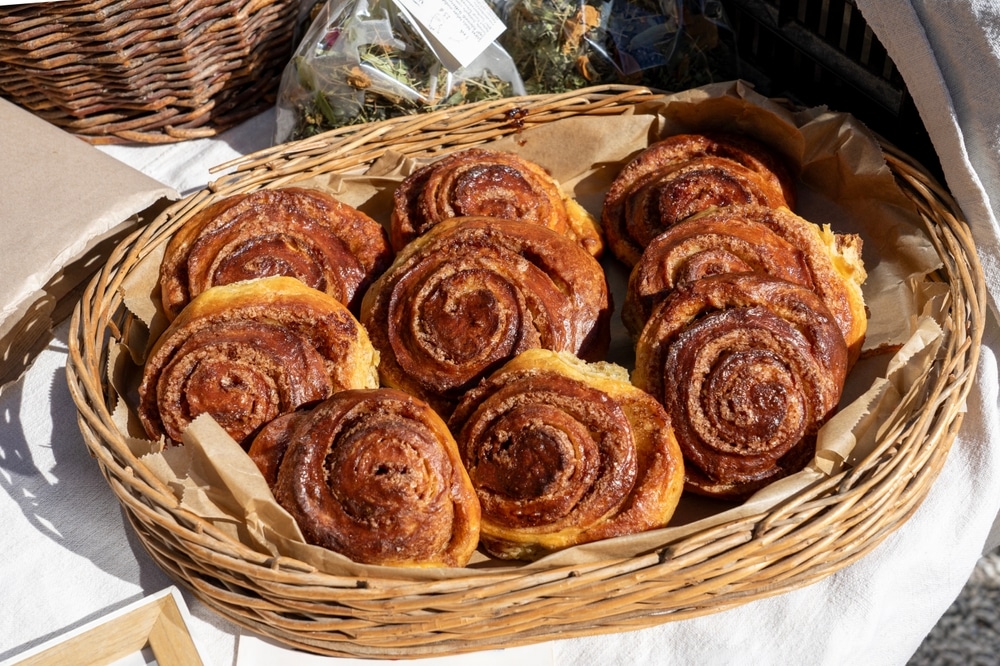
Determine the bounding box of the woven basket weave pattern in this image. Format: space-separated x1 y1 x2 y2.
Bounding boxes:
66 85 986 658
0 0 298 143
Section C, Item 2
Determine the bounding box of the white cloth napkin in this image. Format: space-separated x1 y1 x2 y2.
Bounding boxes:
855 0 1000 317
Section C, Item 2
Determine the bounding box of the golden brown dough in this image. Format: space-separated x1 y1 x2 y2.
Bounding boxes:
391 147 603 257
159 187 393 320
449 349 684 561
360 216 611 417
603 133 796 267
623 205 867 366
247 411 301 488
138 276 379 447
632 273 848 500
259 388 480 567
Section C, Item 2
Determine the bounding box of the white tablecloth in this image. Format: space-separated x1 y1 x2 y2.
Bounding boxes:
4 2 1000 663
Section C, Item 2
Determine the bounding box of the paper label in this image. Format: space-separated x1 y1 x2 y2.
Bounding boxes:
393 0 506 70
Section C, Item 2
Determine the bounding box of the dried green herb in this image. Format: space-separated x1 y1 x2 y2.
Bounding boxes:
492 0 735 95
497 0 613 94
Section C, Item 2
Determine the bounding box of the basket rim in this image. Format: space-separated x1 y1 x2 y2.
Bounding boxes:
65 83 988 658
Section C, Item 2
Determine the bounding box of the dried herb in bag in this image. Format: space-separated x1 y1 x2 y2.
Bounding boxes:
275 0 525 142
489 0 736 94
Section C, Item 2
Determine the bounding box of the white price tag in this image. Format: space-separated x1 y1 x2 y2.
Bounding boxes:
393 0 506 70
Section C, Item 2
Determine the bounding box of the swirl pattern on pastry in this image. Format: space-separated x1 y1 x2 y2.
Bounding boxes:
257 388 480 567
391 147 603 256
449 349 684 560
622 205 868 364
159 187 393 320
360 216 611 417
138 276 380 447
632 273 848 500
603 133 795 267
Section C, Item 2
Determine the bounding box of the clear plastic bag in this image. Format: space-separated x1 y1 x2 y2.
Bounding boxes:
275 0 525 142
488 0 736 95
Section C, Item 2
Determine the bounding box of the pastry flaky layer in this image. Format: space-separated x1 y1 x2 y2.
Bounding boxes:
391 147 604 257
632 273 849 501
138 276 380 447
159 187 393 320
449 349 685 561
361 216 611 418
623 204 868 367
602 133 797 267
248 388 481 568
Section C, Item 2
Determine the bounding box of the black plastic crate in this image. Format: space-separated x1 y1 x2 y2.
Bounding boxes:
721 0 940 178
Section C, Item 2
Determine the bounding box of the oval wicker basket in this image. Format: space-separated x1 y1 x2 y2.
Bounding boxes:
0 0 298 144
66 85 986 659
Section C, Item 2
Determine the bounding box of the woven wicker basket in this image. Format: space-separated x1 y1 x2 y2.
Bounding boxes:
0 0 298 144
66 85 986 659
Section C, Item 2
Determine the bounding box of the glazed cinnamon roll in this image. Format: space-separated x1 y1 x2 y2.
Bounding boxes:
603 133 795 267
254 388 481 568
391 147 603 257
360 216 611 417
633 273 848 500
449 349 684 560
623 205 867 365
138 276 380 447
246 411 299 488
159 187 393 320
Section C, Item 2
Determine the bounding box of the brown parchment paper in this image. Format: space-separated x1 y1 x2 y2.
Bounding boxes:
113 81 946 579
0 98 177 389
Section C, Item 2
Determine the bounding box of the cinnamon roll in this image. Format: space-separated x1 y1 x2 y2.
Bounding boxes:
449 349 684 560
623 205 867 365
254 388 481 568
603 133 795 267
360 216 611 417
633 273 848 500
246 411 299 488
159 187 393 320
391 147 603 257
138 276 380 447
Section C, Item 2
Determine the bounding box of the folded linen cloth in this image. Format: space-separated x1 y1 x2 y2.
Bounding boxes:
856 1 1000 318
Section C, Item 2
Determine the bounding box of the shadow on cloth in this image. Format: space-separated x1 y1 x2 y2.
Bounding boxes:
0 327 173 606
